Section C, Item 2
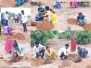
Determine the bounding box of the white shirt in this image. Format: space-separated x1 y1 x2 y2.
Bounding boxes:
47 11 52 22
33 44 44 57
4 13 8 20
21 14 28 23
58 47 69 57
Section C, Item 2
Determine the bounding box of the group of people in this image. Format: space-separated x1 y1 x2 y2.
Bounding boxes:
33 36 88 62
4 40 24 62
35 6 58 24
1 10 28 35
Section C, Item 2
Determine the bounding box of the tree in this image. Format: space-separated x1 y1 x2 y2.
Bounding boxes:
31 31 55 47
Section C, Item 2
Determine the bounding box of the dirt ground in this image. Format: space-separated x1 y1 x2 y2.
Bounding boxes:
30 36 91 68
0 0 31 7
0 20 31 67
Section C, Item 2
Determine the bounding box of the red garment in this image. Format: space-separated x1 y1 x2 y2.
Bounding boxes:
4 40 14 52
70 35 76 50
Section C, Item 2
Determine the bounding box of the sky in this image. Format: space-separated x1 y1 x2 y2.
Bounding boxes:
1 8 31 16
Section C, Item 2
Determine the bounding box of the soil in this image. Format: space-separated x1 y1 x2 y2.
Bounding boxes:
68 54 78 60
82 23 91 30
67 18 91 30
35 21 54 30
1 35 13 40
31 21 38 26
58 61 71 68
0 0 31 7
85 65 91 68
30 58 44 68
1 32 25 40
67 18 78 25
12 32 25 40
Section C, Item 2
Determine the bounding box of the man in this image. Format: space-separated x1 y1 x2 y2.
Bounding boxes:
58 44 69 60
21 10 28 32
1 13 5 27
77 47 88 58
33 41 45 59
4 11 9 26
77 12 86 26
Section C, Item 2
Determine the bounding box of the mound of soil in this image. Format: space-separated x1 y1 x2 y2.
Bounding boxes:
67 18 78 25
36 21 54 30
12 33 25 40
31 21 37 26
1 35 13 40
85 65 91 68
30 58 44 67
68 54 78 60
82 23 91 30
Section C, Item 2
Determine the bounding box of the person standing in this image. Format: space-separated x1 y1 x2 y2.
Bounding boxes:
21 10 28 32
1 13 5 27
4 11 9 26
70 33 76 52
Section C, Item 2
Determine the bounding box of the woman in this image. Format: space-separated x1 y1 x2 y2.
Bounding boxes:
11 40 24 62
44 6 58 24
3 26 12 35
70 33 76 52
46 46 56 59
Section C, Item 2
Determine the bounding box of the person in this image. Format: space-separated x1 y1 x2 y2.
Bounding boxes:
70 33 76 52
45 6 58 24
10 17 14 23
35 7 43 21
4 40 15 53
77 47 88 58
21 10 28 32
33 41 45 59
58 44 69 60
11 40 24 62
45 46 56 59
77 12 86 26
1 13 6 27
4 11 9 26
3 26 12 35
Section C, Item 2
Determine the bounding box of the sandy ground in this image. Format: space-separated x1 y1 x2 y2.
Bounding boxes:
0 20 31 67
0 0 31 7
30 36 91 68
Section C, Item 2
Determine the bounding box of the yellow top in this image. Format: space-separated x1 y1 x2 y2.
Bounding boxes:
46 48 56 59
45 11 58 24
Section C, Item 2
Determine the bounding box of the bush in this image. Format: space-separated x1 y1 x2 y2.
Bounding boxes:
53 31 58 35
75 31 91 45
31 31 55 47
